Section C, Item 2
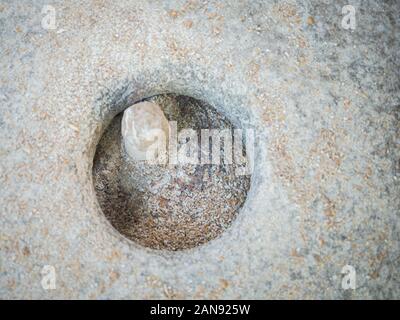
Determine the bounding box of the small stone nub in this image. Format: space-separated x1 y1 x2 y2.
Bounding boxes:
121 101 169 163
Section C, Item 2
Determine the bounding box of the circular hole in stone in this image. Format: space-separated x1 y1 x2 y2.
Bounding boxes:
93 93 251 251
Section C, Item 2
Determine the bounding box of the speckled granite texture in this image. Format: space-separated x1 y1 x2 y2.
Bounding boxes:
0 0 399 299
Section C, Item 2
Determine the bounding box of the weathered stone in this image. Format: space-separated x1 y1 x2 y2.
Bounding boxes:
0 0 399 299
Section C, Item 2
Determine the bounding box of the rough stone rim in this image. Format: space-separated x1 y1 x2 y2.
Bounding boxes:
82 72 265 254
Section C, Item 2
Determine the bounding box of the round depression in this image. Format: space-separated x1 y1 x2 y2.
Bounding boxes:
92 93 251 251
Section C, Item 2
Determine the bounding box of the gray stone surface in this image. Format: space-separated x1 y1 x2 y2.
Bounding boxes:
0 0 399 299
